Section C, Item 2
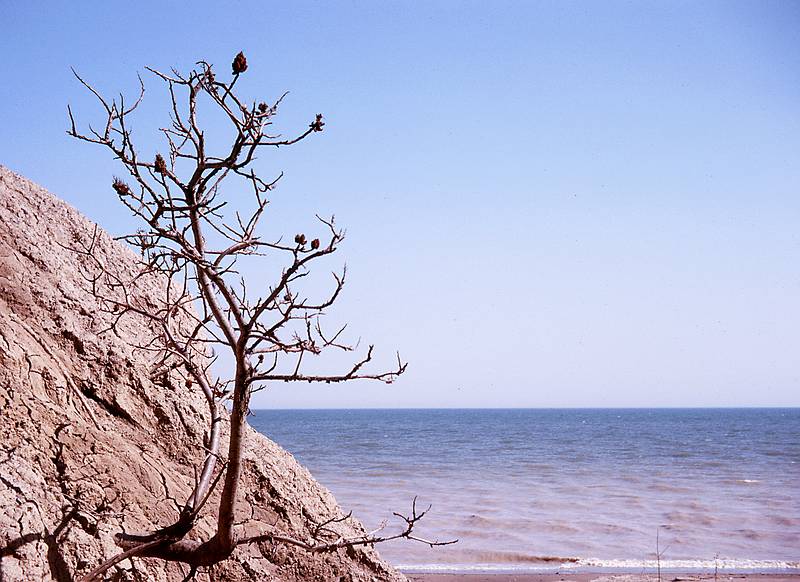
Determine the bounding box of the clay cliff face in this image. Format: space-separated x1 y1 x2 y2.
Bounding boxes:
0 166 404 582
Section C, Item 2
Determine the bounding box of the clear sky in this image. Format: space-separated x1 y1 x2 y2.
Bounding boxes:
1 1 798 408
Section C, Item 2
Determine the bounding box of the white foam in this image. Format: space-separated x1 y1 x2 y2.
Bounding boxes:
570 558 800 571
397 558 800 574
397 563 559 573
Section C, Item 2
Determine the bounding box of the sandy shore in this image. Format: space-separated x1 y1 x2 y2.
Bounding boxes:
407 574 800 582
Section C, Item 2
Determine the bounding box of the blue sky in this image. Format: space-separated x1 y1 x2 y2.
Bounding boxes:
1 1 798 407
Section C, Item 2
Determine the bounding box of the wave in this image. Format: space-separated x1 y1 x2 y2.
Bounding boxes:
571 558 800 570
396 563 565 573
469 552 579 564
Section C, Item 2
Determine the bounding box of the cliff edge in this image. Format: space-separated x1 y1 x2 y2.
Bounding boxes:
0 165 404 582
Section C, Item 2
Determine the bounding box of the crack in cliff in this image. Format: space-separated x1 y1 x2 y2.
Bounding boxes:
44 507 78 582
60 331 86 356
78 382 135 425
0 532 42 559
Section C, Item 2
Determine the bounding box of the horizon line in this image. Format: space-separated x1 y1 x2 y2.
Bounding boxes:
250 406 800 411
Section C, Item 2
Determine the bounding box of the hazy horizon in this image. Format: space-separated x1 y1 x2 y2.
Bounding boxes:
2 1 798 408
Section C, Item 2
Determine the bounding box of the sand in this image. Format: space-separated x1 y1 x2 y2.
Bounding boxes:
407 574 800 582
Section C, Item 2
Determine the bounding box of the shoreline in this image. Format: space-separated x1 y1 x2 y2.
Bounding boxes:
406 574 800 582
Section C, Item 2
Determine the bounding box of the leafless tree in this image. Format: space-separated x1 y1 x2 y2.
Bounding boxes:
67 52 454 581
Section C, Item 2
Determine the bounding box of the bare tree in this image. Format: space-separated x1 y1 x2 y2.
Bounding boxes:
67 52 454 581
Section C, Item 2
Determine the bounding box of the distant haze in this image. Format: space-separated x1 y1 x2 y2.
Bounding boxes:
1 1 798 408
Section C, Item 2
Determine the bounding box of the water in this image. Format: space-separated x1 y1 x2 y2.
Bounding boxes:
249 408 800 573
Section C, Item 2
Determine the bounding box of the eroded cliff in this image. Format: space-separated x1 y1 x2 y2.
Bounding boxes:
0 166 404 582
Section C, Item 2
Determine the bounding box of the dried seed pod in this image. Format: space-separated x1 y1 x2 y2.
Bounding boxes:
154 153 167 175
311 238 320 250
258 102 267 113
294 233 306 245
112 177 131 196
310 113 325 132
232 51 248 74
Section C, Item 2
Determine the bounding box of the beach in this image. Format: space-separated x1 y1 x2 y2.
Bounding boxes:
408 574 800 582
